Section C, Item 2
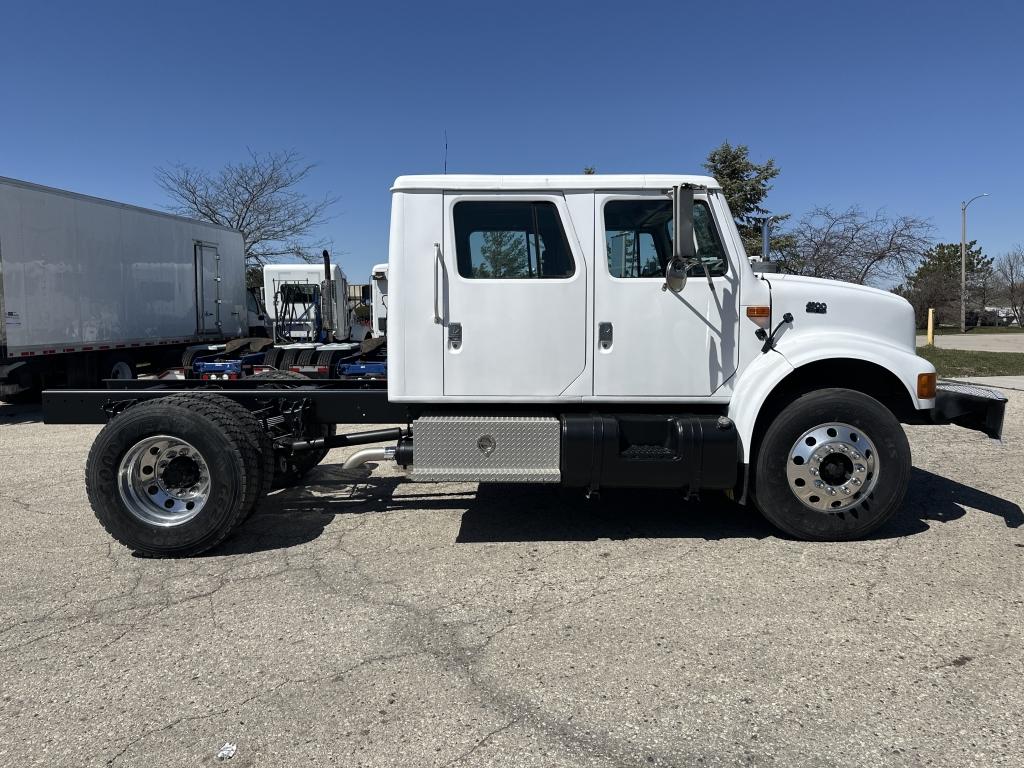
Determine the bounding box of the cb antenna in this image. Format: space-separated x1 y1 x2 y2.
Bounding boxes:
443 130 448 174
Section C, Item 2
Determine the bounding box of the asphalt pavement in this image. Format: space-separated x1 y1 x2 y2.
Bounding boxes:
1 397 1022 767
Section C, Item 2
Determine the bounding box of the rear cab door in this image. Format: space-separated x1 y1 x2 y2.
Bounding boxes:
441 193 588 397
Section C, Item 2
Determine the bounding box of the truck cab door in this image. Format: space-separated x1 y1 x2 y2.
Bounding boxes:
440 193 587 397
592 192 740 397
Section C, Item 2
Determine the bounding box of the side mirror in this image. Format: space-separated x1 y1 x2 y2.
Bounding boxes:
664 185 695 293
663 257 689 293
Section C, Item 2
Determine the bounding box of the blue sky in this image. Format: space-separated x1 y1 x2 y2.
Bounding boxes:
2 0 1021 281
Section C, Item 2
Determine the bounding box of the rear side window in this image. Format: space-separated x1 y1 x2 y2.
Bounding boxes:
604 199 728 279
453 201 575 279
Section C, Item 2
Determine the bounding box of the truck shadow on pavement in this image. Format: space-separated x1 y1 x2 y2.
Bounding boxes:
882 467 1024 535
218 464 1023 555
0 403 43 424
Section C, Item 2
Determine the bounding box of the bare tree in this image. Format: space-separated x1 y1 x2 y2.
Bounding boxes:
996 246 1024 326
777 206 933 286
155 149 337 269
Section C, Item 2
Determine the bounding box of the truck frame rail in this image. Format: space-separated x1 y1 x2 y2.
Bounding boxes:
42 378 401 426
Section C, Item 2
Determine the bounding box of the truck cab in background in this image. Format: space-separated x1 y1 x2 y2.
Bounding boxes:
371 263 388 338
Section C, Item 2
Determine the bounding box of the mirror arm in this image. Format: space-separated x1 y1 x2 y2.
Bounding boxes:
701 260 715 292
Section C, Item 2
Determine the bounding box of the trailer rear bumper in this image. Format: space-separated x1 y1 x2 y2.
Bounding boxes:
932 381 1008 440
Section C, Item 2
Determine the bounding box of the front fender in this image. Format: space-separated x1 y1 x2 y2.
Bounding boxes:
728 331 935 462
727 351 794 462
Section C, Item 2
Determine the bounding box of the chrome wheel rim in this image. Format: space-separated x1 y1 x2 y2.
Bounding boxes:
786 422 878 513
117 435 211 526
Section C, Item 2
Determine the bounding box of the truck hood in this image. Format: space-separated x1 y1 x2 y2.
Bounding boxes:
767 273 917 353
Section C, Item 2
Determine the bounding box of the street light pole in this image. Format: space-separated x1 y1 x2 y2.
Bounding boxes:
960 193 989 333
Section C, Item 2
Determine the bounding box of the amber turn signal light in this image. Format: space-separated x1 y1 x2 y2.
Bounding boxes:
917 372 936 399
746 306 770 318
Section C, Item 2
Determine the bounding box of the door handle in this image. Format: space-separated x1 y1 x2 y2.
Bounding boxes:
448 322 462 350
433 242 442 324
598 321 613 349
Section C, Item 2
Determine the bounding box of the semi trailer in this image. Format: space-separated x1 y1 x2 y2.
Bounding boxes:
43 174 1007 556
1 176 246 400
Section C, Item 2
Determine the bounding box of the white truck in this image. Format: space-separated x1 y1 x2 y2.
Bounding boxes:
44 174 1007 555
1 176 247 400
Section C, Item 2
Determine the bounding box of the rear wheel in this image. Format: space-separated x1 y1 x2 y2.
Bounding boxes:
104 356 136 381
85 396 261 556
753 388 911 541
249 370 335 487
157 393 274 520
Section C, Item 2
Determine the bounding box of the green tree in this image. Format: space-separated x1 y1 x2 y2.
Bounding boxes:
703 141 789 257
475 230 528 278
902 241 994 327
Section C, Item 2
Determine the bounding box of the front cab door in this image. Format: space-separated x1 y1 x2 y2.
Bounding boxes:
593 191 740 398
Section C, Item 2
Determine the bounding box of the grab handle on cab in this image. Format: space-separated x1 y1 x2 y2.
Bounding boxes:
433 242 443 324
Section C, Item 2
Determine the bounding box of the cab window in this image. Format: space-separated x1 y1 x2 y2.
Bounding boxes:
604 199 728 278
454 201 575 279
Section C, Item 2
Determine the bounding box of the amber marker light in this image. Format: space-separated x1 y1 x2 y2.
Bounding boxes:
917 372 937 399
746 306 770 319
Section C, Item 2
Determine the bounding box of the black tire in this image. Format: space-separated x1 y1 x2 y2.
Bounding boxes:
85 396 261 557
296 348 317 368
181 348 201 370
249 370 335 487
157 393 274 521
316 350 334 378
250 369 310 384
278 349 299 371
753 388 911 541
262 347 282 370
103 355 136 381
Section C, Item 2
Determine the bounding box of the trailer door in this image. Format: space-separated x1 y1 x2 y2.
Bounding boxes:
440 194 587 397
194 242 221 334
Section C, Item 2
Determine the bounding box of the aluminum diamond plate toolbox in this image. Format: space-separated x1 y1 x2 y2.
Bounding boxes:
412 415 560 483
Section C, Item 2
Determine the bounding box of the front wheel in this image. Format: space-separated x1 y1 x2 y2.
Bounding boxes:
753 388 911 541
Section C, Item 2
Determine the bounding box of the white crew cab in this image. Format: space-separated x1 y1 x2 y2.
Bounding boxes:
55 174 1007 556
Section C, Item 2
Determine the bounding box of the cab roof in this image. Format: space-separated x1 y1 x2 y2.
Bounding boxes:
391 174 720 192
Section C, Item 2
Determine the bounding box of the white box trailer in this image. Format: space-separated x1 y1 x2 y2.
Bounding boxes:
0 176 246 399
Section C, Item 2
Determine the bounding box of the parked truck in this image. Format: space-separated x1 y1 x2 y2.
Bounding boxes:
181 252 387 381
1 176 246 400
44 174 1007 555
